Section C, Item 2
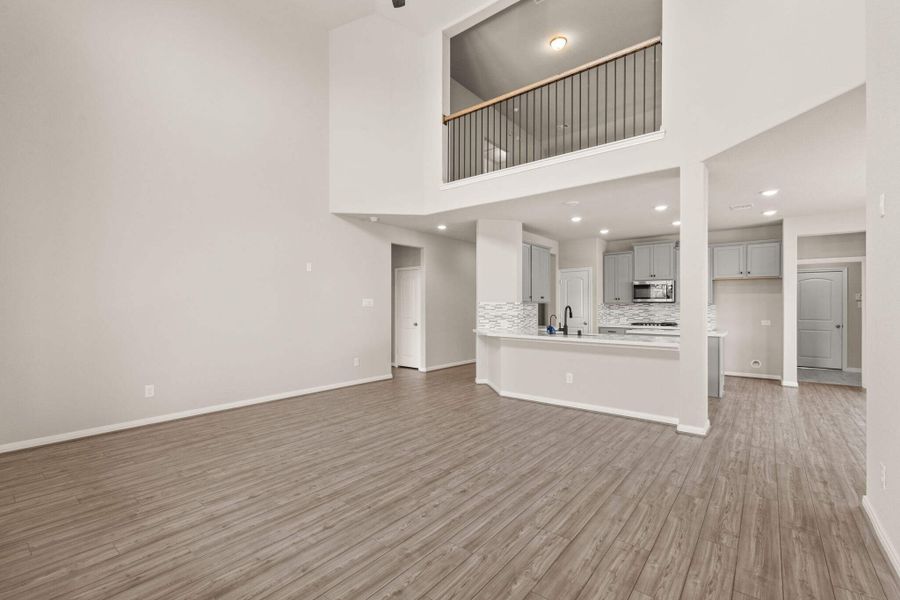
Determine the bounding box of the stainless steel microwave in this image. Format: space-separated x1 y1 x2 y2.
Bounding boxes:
633 280 676 303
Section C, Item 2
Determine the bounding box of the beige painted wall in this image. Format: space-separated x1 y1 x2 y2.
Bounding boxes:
865 0 900 562
799 232 866 259
0 1 474 447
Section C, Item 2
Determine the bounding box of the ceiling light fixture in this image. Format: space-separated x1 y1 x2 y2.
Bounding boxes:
437 224 447 230
654 204 668 212
762 210 778 217
672 220 681 226
549 35 568 51
599 229 610 235
760 189 779 197
570 216 582 223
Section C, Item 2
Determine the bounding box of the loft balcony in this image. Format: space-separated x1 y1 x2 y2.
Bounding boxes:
443 37 662 183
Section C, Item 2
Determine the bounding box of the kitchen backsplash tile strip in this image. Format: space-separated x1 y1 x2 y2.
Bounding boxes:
598 304 718 330
477 302 539 333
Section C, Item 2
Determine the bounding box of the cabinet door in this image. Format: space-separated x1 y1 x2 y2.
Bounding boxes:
522 243 532 301
712 244 745 279
614 253 634 303
746 242 781 278
708 247 715 305
531 246 552 303
633 245 653 280
603 254 618 303
651 242 675 279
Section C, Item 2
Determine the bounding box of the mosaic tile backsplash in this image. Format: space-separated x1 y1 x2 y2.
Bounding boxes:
477 302 539 332
598 304 718 330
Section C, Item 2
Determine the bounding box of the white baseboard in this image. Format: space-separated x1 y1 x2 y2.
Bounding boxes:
862 495 900 581
421 359 475 373
474 378 501 395
677 420 711 437
0 373 394 454
474 381 678 427
781 380 800 388
725 371 782 381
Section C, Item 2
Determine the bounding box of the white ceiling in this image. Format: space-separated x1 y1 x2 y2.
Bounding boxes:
451 0 661 102
368 86 865 243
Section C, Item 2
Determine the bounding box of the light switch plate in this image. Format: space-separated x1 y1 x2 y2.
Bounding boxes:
880 193 886 218
306 262 312 272
761 320 771 326
362 298 374 307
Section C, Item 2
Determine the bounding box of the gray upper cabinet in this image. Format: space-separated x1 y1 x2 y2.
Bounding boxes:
522 243 532 301
708 247 715 305
633 242 675 280
712 244 745 278
746 241 782 277
712 240 782 280
529 245 552 303
603 252 633 304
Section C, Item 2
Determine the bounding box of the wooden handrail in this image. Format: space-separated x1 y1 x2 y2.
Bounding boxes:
442 36 661 124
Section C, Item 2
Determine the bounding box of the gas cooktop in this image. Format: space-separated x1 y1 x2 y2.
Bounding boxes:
629 321 678 327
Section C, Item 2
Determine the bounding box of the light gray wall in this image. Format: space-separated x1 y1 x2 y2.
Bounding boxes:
0 1 474 447
866 0 900 562
799 232 866 259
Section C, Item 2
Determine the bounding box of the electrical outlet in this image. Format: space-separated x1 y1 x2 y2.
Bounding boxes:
565 372 574 384
881 462 887 490
362 298 374 307
353 357 360 367
761 320 772 326
306 262 312 272
144 385 155 398
879 192 886 218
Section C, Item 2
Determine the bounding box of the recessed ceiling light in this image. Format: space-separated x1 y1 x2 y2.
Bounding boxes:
437 224 447 230
654 204 669 212
549 36 568 51
762 210 778 217
570 216 582 223
760 189 779 197
599 229 610 235
672 220 681 226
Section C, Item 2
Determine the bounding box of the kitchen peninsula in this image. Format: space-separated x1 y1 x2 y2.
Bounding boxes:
475 327 726 430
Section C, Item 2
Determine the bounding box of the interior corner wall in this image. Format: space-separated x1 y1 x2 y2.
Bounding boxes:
380 226 476 370
865 0 900 573
476 220 523 303
0 2 434 449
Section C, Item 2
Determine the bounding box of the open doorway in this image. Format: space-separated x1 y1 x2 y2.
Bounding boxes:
391 244 424 370
798 264 863 387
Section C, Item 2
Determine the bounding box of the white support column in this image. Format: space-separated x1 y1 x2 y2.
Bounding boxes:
678 163 710 436
781 219 800 387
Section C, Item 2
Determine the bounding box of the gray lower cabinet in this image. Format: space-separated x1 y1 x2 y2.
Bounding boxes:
603 252 633 304
708 336 725 398
523 243 552 303
599 327 628 335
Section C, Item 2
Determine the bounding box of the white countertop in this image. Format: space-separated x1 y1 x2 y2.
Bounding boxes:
600 324 728 338
475 328 728 349
475 329 680 350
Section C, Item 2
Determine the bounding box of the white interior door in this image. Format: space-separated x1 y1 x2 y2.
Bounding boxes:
395 268 422 369
798 270 844 369
559 268 592 333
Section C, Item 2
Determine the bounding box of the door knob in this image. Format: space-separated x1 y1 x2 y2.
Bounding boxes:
413 322 418 326
835 324 842 329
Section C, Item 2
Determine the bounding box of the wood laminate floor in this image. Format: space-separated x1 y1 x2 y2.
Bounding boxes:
1 367 898 600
